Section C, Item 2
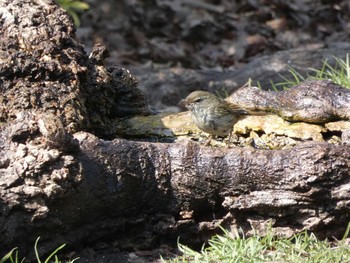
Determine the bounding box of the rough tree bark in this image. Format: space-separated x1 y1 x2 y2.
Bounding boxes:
1 0 350 260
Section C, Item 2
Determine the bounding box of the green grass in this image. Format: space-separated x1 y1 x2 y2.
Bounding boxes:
268 54 350 90
56 0 89 27
0 237 78 263
163 225 350 263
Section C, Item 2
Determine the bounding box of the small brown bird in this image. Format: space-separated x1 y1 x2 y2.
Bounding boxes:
182 90 263 142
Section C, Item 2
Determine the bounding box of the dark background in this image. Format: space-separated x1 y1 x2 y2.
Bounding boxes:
77 0 350 69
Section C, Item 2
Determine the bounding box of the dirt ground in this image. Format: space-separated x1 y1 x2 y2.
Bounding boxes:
77 0 350 70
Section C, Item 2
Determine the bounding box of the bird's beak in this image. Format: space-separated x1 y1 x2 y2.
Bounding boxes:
179 99 188 108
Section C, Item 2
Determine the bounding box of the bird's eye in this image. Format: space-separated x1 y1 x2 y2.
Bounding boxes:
193 97 203 103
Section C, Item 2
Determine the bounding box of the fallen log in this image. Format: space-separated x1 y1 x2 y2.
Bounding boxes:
0 0 350 260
